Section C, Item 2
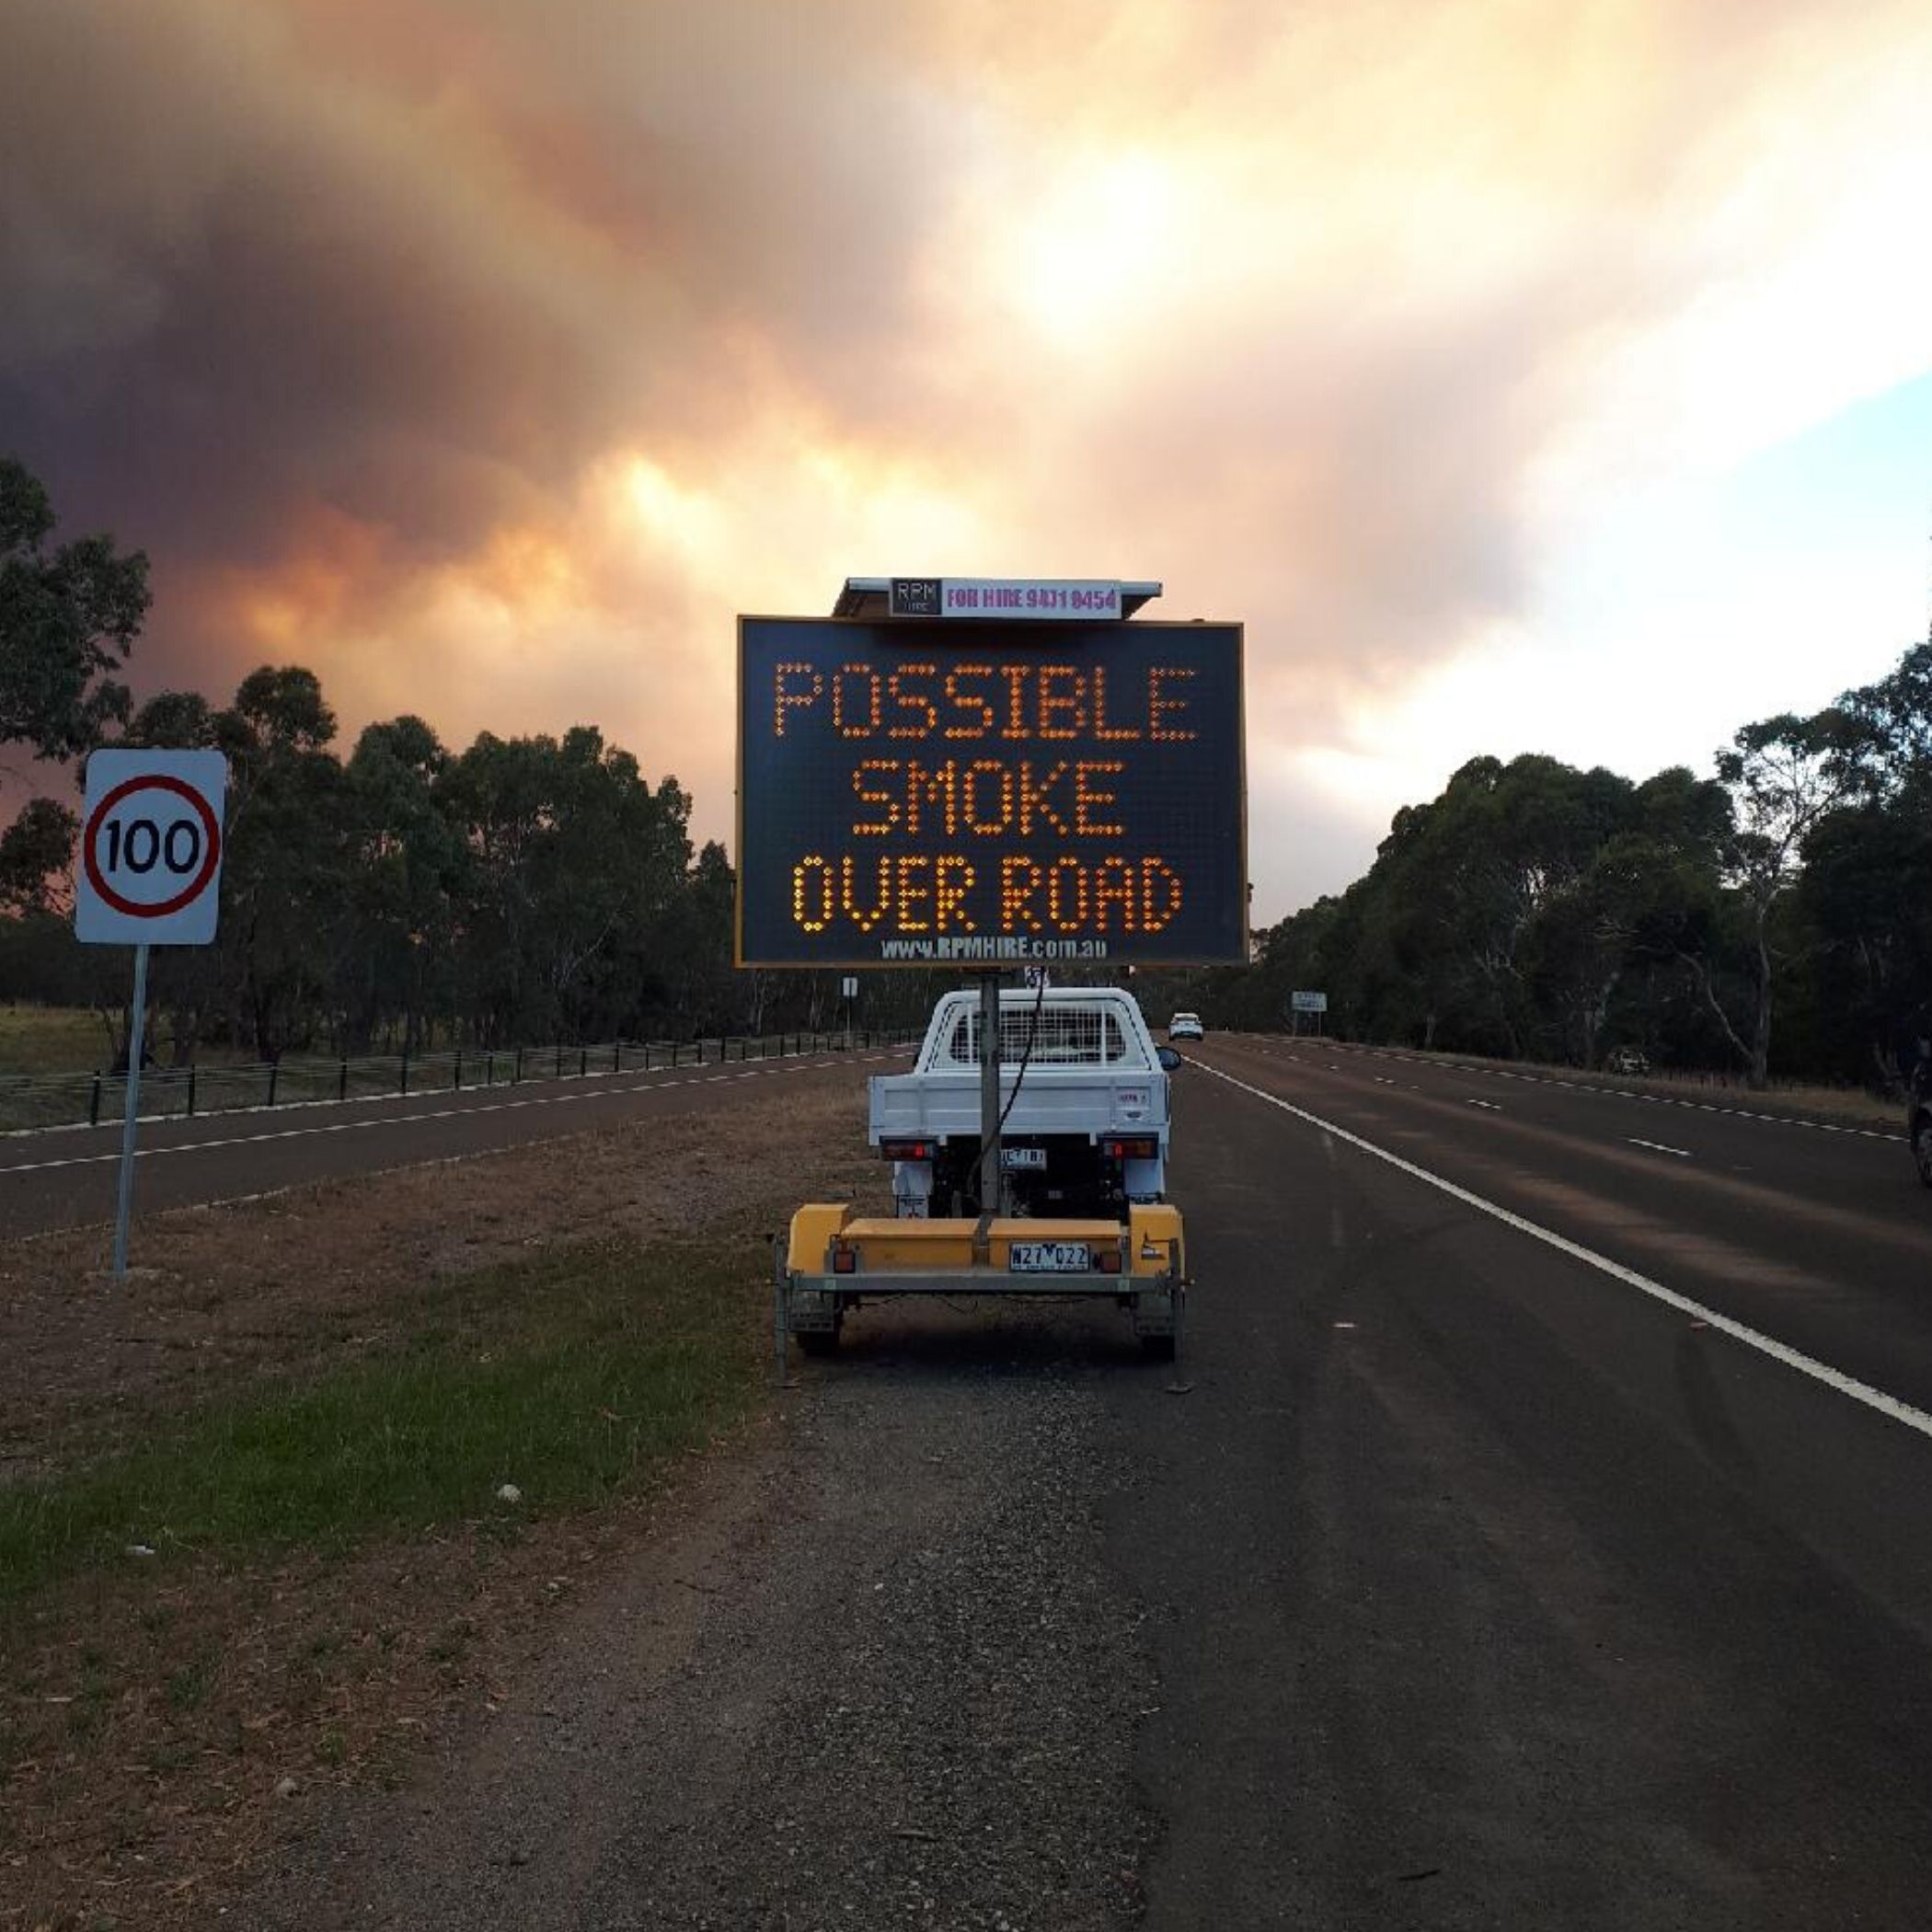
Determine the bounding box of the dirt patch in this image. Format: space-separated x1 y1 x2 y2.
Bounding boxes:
0 1080 887 1931
0 1082 882 1482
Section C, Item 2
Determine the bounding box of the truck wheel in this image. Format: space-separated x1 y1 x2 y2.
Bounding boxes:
795 1327 840 1357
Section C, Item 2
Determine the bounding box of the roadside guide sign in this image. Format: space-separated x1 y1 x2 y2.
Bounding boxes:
75 748 228 1280
1290 990 1327 1013
736 606 1246 968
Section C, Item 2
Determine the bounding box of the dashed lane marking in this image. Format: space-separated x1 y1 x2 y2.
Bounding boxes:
1628 1138 1692 1158
1293 1041 1903 1144
1196 1058 1932 1448
0 1053 907 1179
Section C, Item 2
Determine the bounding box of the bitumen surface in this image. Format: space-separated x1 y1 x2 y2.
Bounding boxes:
1109 1034 1932 1926
0 1042 917 1238
72 1029 1932 1925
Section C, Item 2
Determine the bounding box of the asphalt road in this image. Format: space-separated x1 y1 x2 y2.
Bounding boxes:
1110 1033 1932 1926
0 1042 916 1238
241 1028 1932 1927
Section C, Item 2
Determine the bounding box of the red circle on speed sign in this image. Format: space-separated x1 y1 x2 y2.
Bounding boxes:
82 773 224 919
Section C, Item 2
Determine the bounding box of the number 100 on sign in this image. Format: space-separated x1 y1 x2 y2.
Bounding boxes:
75 749 229 946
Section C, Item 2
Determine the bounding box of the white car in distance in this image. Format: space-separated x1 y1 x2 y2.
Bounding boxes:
1167 1012 1204 1042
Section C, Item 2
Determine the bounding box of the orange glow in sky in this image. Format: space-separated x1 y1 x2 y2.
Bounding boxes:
6 0 1932 916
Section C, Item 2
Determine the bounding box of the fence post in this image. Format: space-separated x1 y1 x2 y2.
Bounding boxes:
89 1073 102 1129
615 1041 624 1074
513 1045 523 1085
453 1050 463 1091
267 1064 279 1108
339 1058 348 1102
555 1044 564 1079
187 1067 198 1117
487 1050 495 1087
580 1047 588 1077
399 1052 409 1097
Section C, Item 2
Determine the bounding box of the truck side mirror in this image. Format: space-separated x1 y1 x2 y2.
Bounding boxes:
1156 1046 1182 1071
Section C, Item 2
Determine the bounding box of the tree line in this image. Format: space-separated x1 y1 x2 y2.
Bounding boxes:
1208 638 1931 1089
4 451 1927 1085
0 456 940 1063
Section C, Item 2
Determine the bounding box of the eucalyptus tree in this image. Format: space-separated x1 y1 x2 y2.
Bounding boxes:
0 455 148 761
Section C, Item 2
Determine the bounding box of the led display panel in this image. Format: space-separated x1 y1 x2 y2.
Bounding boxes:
736 616 1246 967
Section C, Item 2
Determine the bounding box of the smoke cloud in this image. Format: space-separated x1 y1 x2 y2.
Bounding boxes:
5 0 1929 913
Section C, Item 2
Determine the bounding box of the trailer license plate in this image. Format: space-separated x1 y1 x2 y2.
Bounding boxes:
1009 1241 1091 1273
1001 1146 1047 1169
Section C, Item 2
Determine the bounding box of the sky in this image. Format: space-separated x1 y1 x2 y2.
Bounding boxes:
5 0 1931 925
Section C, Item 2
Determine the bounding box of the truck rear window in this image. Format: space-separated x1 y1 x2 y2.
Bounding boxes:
940 1006 1144 1068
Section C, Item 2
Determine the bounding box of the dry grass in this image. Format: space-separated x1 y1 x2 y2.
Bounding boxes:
0 1006 110 1078
0 1080 886 1931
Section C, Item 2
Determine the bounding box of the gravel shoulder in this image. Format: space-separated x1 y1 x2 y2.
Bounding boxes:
244 1301 1163 1931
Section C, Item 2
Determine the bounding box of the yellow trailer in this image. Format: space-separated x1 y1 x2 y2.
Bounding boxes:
776 1199 1187 1364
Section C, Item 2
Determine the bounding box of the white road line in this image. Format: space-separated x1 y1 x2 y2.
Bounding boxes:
1197 1059 1932 1448
1466 1098 1501 1111
1337 1043 1902 1144
2 1042 921 1144
1628 1138 1691 1158
0 1054 888 1178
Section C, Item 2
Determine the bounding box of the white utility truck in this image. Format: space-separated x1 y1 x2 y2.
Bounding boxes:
776 984 1188 1361
870 985 1173 1219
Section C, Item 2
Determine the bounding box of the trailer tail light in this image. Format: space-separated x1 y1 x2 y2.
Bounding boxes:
830 1244 857 1274
880 1139 937 1161
1102 1136 1159 1161
1096 1248 1122 1275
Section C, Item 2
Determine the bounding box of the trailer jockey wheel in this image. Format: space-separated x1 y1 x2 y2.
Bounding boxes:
794 1306 844 1356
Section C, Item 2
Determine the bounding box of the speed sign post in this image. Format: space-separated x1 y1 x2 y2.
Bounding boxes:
75 749 228 1279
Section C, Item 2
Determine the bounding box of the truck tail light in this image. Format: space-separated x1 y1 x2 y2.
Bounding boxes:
880 1138 936 1161
1096 1248 1122 1275
831 1243 857 1274
1102 1136 1158 1161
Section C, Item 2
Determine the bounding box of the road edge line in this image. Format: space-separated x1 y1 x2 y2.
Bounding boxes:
1193 1056 1932 1446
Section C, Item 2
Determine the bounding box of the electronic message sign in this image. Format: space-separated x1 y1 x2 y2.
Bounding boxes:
736 616 1246 968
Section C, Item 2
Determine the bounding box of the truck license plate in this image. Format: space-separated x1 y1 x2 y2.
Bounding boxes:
1008 1240 1091 1273
1001 1146 1047 1169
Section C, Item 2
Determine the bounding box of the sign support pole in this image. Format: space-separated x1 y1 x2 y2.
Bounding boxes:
111 941 150 1282
977 972 1002 1225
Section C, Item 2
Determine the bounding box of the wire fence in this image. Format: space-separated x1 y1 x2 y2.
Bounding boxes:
0 1028 925 1135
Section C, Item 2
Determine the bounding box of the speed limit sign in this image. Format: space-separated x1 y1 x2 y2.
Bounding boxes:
75 749 228 946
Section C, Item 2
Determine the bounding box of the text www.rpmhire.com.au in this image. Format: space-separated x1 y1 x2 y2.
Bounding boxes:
879 936 1112 961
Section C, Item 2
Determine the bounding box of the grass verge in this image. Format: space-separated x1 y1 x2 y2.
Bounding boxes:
0 1003 109 1077
0 1234 765 1606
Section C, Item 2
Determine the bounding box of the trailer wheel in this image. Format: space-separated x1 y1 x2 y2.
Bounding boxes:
795 1328 840 1357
